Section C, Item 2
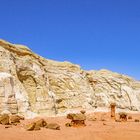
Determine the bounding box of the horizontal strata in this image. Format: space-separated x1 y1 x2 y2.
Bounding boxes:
0 39 140 118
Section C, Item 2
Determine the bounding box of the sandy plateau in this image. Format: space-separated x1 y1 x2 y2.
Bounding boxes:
0 112 140 140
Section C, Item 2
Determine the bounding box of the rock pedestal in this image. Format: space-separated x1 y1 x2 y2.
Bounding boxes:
119 112 127 122
110 103 116 119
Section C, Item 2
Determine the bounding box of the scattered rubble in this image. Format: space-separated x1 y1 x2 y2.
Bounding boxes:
134 119 139 122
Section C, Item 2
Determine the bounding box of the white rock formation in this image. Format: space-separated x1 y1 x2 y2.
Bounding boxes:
0 39 140 118
86 70 140 111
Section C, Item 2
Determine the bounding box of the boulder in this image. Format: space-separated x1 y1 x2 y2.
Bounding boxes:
35 119 47 127
67 112 86 126
65 123 72 127
5 125 12 129
128 116 132 119
46 123 60 130
67 113 86 121
134 119 139 122
0 114 9 125
9 115 21 124
25 123 36 131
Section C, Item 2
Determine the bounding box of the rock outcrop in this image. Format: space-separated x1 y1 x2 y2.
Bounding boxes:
86 70 140 111
0 39 140 118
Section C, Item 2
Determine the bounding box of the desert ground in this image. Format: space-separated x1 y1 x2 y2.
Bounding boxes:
0 112 140 140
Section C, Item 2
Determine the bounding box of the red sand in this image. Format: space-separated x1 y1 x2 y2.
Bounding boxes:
0 112 140 140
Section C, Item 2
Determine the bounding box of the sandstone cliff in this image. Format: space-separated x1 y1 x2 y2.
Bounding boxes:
0 39 140 118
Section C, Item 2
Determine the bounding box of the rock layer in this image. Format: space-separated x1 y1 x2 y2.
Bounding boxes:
0 39 140 118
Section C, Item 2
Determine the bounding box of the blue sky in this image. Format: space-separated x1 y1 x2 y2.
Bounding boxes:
0 0 140 79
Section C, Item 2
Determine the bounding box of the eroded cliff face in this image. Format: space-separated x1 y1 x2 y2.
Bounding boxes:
86 70 140 111
0 39 140 118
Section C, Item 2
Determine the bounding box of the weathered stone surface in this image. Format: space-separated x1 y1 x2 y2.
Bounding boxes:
46 123 60 130
67 112 86 126
86 70 140 111
0 39 140 118
9 115 23 124
65 122 72 127
67 113 86 121
134 119 139 122
35 119 47 127
0 114 9 125
119 112 127 122
25 123 36 131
